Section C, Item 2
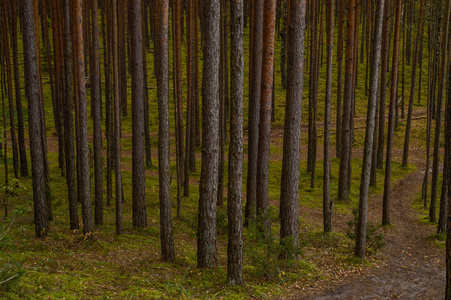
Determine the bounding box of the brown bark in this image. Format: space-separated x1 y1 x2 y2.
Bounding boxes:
22 0 48 237
355 0 385 259
256 0 277 237
156 0 176 261
382 0 402 226
197 0 220 268
130 0 148 228
280 0 307 253
227 0 244 284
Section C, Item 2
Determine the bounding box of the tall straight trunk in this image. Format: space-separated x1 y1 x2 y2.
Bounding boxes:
174 0 185 200
10 0 28 177
376 0 390 169
74 0 94 236
227 0 244 284
22 0 48 237
336 0 344 158
245 0 263 226
91 0 103 226
256 0 276 237
337 0 356 203
445 20 451 296
280 0 307 253
323 0 333 233
143 0 152 169
112 0 123 234
382 0 402 226
62 0 79 231
156 0 176 261
197 0 220 268
130 0 148 228
119 0 127 117
402 0 425 167
280 0 287 89
307 0 318 177
33 0 52 222
184 0 193 197
217 0 227 207
42 0 63 177
355 0 385 259
430 0 450 222
194 0 201 148
2 0 19 179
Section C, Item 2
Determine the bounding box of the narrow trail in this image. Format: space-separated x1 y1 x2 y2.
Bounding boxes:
295 160 445 299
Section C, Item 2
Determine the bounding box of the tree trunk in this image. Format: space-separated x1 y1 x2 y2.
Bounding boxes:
91 0 103 226
280 0 307 254
156 0 176 261
75 0 94 236
335 0 344 158
245 0 263 227
430 0 450 223
376 0 391 169
197 0 220 268
22 0 48 237
337 0 356 203
130 0 148 228
382 0 402 226
355 0 385 259
9 0 28 177
323 0 333 233
227 0 244 284
256 0 276 237
402 0 425 167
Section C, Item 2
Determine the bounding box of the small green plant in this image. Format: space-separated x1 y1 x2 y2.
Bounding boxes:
346 207 385 255
245 211 302 280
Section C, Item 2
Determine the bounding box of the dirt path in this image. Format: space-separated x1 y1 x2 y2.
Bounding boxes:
294 163 445 299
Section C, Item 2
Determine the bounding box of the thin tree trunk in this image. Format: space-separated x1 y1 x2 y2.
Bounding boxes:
130 0 148 228
245 0 263 227
376 0 390 169
338 0 356 203
75 0 94 236
10 0 28 177
323 0 333 233
335 0 344 159
156 0 176 261
91 0 103 226
227 0 244 284
402 0 425 167
382 0 402 226
22 0 48 237
355 0 385 259
256 0 276 237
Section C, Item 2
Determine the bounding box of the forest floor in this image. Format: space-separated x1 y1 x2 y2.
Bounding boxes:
290 152 445 299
